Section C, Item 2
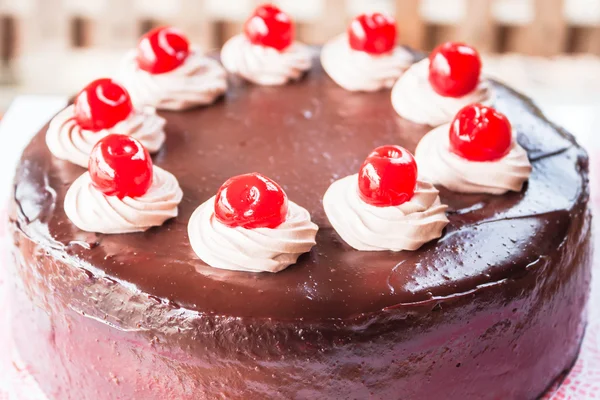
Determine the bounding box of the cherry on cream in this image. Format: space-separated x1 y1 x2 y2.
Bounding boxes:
136 26 190 74
428 42 482 98
88 134 153 199
358 145 418 207
348 13 397 55
243 4 293 51
74 78 133 132
449 103 512 162
214 173 289 229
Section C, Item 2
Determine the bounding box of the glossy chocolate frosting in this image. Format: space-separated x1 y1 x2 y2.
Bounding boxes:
9 49 592 399
14 51 586 320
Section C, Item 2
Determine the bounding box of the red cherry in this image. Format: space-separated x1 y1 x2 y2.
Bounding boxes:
358 145 418 207
136 26 190 74
214 173 288 229
348 13 397 55
243 4 294 51
88 134 153 199
74 78 133 132
428 42 482 98
449 104 512 162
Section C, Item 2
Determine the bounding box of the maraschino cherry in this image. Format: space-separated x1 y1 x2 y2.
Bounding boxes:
428 42 482 98
358 145 418 207
244 4 293 51
214 172 288 229
89 134 153 199
137 26 190 74
74 78 133 132
348 13 397 55
449 103 512 162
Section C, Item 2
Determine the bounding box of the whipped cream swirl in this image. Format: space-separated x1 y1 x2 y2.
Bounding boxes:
65 167 183 234
118 48 228 111
415 124 532 194
391 58 493 126
221 34 312 86
46 105 166 167
188 198 318 273
321 34 414 92
323 175 448 251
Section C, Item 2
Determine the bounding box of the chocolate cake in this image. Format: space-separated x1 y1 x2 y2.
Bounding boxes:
6 8 593 400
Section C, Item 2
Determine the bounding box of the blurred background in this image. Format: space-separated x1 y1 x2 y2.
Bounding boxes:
0 0 599 141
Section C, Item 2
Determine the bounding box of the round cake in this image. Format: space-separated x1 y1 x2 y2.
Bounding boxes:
7 10 593 400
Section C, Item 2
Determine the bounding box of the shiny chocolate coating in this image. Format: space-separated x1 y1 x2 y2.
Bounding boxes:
9 49 592 399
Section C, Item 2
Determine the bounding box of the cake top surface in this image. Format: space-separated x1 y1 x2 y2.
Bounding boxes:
13 50 587 321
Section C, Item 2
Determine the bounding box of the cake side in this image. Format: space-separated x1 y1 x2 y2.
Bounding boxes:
8 191 592 399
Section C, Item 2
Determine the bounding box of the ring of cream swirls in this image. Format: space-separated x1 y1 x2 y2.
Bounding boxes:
45 105 166 167
320 34 414 92
188 198 318 273
118 47 228 111
65 167 183 234
323 175 449 251
414 124 532 194
391 58 493 126
221 34 312 86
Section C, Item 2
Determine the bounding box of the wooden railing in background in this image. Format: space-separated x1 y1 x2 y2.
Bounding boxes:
0 0 599 85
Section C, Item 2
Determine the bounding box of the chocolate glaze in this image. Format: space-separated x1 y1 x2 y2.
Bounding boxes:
8 49 593 399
